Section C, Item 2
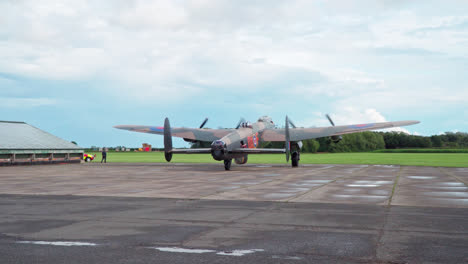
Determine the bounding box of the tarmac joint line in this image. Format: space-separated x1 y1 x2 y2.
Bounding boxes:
438 167 468 187
387 166 404 206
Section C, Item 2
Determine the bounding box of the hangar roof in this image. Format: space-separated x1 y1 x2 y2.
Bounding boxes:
0 121 83 150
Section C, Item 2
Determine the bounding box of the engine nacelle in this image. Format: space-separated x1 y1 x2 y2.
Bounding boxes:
331 135 342 143
234 155 248 165
211 140 227 161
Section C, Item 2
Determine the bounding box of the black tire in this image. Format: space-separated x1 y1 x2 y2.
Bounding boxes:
291 152 299 167
85 157 90 162
224 159 232 170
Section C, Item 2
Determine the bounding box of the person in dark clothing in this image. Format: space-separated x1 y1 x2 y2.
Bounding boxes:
240 141 247 148
101 148 107 163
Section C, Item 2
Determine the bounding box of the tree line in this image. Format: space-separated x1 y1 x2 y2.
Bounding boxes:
259 131 468 153
191 131 468 153
304 131 468 153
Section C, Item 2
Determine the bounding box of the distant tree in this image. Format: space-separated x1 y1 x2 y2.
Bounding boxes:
445 132 458 143
190 141 211 148
431 135 443 147
328 132 385 152
458 133 468 147
301 139 320 153
381 132 400 149
316 137 331 152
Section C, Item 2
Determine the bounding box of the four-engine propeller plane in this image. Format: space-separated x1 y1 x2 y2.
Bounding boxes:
114 115 419 170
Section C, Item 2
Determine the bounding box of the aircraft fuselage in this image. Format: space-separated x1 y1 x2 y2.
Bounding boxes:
210 117 275 161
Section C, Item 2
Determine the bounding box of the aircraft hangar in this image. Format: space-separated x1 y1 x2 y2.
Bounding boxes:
0 121 84 165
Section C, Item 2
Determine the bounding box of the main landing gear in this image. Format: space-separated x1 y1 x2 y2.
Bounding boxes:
224 159 232 170
291 151 300 167
285 115 301 168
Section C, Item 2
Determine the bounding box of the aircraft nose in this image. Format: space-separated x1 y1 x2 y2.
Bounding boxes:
211 140 226 150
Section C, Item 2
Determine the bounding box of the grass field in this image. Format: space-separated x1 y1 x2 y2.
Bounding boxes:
373 149 468 153
89 151 468 167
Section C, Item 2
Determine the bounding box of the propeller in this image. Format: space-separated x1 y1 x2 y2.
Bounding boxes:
326 114 335 126
286 117 302 149
199 117 208 129
288 118 297 128
163 117 173 162
285 115 290 162
326 114 342 143
235 117 246 129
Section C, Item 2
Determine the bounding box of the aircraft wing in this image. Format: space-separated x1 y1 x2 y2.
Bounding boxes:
114 125 234 142
260 120 420 142
170 148 286 154
170 148 211 154
230 148 286 154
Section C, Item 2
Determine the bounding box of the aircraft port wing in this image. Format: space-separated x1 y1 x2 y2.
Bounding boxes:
113 125 234 142
260 120 420 142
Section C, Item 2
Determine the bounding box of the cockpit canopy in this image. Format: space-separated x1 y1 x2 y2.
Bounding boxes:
240 122 252 128
258 116 274 124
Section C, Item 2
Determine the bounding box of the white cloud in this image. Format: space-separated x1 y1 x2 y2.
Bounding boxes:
0 0 467 113
330 108 412 134
298 107 413 134
0 97 57 108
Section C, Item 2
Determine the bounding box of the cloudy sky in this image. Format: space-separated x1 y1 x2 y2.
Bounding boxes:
1 0 467 148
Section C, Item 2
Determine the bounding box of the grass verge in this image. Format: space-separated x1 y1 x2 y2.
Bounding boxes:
88 152 468 167
373 149 468 153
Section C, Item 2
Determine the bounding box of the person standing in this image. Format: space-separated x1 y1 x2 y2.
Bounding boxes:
101 147 107 163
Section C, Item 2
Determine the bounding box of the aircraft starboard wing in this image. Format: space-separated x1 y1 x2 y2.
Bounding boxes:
170 148 211 154
230 148 286 154
261 120 420 142
114 125 234 142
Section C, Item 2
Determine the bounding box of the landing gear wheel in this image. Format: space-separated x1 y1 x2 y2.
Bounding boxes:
224 159 232 170
85 157 90 162
291 152 299 167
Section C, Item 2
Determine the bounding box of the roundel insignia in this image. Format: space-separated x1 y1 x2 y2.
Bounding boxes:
349 124 374 129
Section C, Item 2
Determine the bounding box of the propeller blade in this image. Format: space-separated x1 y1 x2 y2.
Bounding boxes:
163 117 173 162
235 117 246 129
288 118 297 128
199 117 208 128
285 115 290 162
326 114 335 126
326 114 342 143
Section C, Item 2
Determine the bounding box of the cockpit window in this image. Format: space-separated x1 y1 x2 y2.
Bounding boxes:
240 122 252 128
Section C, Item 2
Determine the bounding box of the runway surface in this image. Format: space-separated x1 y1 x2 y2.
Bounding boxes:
1 163 468 263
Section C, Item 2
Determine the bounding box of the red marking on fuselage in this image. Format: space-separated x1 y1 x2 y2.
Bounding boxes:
247 132 259 148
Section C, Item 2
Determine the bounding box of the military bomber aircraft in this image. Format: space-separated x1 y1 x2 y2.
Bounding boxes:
114 115 419 170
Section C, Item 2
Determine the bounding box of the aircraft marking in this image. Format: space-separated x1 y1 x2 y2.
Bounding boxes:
247 132 259 148
150 126 164 132
349 124 375 129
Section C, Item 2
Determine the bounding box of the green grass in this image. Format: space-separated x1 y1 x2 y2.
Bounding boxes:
373 148 468 153
88 151 468 167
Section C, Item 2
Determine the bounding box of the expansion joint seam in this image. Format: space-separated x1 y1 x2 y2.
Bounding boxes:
437 167 468 187
387 166 404 206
